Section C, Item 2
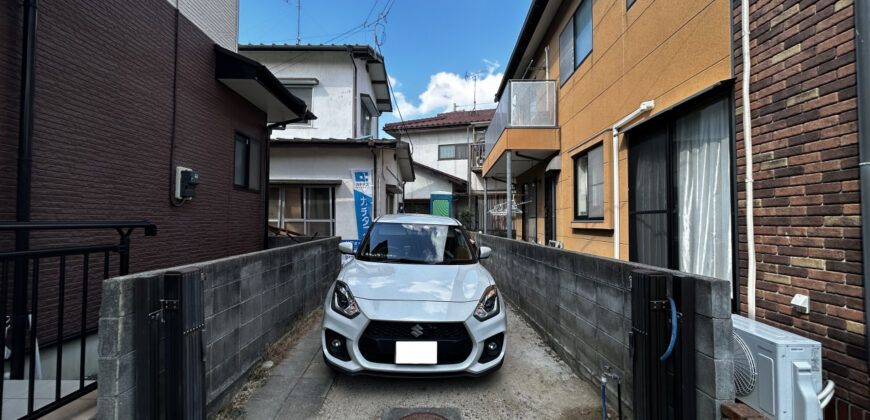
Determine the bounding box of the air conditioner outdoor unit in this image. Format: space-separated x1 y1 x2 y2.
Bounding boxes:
732 315 835 420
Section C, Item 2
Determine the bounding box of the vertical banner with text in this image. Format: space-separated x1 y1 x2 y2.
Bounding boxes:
350 168 374 246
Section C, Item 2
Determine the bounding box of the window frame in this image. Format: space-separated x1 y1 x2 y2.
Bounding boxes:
438 144 469 161
282 85 314 126
268 184 336 236
559 0 594 86
573 143 605 222
233 132 262 193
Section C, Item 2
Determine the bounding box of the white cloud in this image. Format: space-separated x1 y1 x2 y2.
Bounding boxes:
391 59 502 118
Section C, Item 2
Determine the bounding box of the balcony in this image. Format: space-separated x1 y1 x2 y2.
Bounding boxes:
482 80 559 178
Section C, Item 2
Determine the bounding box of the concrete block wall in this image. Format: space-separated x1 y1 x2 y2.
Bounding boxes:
97 237 340 419
475 234 734 419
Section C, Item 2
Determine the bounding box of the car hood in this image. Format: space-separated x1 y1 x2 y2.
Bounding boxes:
339 259 493 303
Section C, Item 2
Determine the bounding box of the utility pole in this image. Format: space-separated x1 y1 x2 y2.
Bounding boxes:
296 0 301 45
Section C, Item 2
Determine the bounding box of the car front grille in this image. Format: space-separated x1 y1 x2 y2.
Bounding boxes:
358 321 473 365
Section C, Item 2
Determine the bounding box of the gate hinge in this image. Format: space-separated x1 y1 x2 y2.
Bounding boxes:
650 300 668 310
162 299 179 311
147 299 179 324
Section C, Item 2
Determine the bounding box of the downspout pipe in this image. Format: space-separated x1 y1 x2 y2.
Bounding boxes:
11 0 39 379
611 100 654 260
348 46 358 138
370 144 378 218
853 0 870 374
741 0 757 320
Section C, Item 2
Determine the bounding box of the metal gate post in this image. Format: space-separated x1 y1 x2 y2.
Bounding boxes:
163 272 182 419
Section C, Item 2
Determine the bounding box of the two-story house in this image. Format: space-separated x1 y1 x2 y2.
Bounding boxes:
1 0 311 416
485 0 869 416
384 109 508 232
239 44 414 246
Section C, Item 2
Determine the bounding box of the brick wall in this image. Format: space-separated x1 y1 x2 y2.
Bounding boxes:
1 1 268 341
732 0 867 416
475 234 734 419
97 237 341 419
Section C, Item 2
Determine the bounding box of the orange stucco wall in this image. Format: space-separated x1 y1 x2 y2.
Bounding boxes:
510 0 732 258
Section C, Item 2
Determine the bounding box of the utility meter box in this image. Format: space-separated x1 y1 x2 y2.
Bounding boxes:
175 166 200 200
430 191 452 217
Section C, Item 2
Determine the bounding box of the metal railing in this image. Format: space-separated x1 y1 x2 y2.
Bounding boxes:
483 80 557 157
0 221 156 419
471 143 486 171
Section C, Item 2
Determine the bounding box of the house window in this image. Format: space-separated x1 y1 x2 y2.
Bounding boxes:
268 185 335 236
284 85 313 125
559 0 593 85
361 105 373 137
574 143 604 220
627 95 733 282
438 144 469 160
234 133 261 192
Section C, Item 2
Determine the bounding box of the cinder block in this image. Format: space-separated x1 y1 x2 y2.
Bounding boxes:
239 316 262 347
213 280 241 313
595 283 625 314
595 306 627 345
695 277 731 319
240 294 262 325
695 352 735 400
695 316 734 360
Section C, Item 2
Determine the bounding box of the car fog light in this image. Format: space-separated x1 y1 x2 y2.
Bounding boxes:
486 341 499 352
330 338 343 350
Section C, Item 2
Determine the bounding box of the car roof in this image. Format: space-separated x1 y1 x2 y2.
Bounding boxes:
375 213 460 226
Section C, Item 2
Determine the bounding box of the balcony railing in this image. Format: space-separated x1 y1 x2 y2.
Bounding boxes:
484 80 557 158
471 143 486 171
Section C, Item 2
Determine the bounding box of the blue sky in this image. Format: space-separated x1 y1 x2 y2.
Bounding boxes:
239 0 529 137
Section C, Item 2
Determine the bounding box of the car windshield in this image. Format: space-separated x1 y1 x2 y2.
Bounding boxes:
356 223 476 264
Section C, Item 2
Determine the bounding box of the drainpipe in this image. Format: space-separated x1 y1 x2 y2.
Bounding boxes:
11 0 39 380
348 47 358 138
854 0 870 372
370 144 378 217
741 0 757 320
611 100 655 260
483 178 488 234
545 46 549 79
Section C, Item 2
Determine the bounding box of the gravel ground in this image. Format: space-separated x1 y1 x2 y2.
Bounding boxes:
312 304 605 420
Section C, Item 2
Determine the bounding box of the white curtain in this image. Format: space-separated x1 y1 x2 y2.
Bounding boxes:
674 98 732 282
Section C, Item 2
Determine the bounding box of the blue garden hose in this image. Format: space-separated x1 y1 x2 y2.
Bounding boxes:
660 297 678 361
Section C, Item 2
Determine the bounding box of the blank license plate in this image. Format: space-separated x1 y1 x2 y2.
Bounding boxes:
395 341 437 364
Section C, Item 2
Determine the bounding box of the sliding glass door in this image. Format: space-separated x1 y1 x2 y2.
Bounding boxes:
628 96 733 282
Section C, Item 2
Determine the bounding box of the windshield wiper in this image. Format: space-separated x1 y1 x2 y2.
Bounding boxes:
379 257 436 264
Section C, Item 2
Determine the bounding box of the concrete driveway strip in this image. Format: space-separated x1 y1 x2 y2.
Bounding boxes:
244 303 604 420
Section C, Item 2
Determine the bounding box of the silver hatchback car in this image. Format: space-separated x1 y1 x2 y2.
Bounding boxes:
321 214 506 377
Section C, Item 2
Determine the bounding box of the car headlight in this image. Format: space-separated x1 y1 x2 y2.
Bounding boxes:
474 286 500 321
331 281 360 319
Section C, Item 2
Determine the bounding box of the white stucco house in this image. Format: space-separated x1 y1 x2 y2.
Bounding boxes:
384 110 506 232
240 44 414 244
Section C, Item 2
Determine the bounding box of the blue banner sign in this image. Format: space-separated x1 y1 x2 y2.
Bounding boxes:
350 168 373 240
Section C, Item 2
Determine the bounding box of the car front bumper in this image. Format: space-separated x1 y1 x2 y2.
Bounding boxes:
321 298 507 376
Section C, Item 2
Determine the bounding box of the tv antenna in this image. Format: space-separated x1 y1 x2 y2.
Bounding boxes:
465 71 482 111
296 0 301 45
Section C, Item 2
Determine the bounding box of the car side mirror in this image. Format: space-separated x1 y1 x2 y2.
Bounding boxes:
338 242 355 255
479 246 491 259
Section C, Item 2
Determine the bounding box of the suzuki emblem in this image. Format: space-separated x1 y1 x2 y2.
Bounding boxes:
410 324 424 338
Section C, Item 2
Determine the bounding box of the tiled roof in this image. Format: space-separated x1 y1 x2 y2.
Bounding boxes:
383 109 495 134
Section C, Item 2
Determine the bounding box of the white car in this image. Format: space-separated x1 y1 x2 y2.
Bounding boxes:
321 214 506 377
